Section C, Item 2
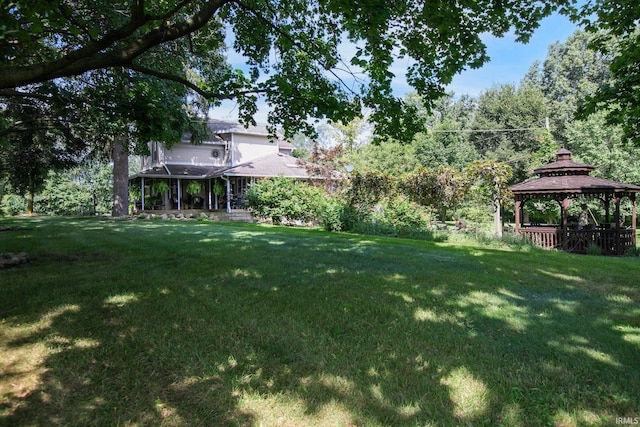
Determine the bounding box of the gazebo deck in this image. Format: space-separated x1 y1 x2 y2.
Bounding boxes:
518 225 636 255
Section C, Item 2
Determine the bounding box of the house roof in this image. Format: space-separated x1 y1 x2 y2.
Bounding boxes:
130 165 226 180
130 153 338 181
180 120 276 144
219 153 337 180
207 119 271 136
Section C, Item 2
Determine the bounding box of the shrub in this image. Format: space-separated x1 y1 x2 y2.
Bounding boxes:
586 243 602 256
1 194 26 216
623 246 640 257
245 177 327 225
372 195 433 236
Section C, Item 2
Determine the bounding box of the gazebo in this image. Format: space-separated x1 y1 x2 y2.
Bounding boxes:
510 149 639 255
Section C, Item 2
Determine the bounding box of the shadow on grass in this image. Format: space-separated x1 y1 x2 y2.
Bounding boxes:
1 217 639 426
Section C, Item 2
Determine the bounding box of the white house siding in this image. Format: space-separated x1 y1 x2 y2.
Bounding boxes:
232 134 278 164
162 142 228 167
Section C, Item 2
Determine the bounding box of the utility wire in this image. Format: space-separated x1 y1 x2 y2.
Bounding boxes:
431 117 550 134
431 126 548 133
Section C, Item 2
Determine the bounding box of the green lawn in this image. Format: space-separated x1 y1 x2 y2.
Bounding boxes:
1 217 639 426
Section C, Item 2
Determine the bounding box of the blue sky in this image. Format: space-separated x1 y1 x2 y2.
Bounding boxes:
445 13 578 97
211 12 579 123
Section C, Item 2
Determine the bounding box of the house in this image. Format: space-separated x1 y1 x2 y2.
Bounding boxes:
129 120 334 213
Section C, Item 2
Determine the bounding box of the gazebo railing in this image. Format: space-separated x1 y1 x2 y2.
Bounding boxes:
519 226 636 255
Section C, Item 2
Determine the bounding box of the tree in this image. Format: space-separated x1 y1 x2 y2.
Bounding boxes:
565 111 640 184
35 161 113 216
351 138 420 176
402 166 467 221
465 160 513 237
1 0 573 139
75 70 196 216
410 93 479 170
576 0 640 143
0 92 81 214
469 83 550 182
524 30 612 146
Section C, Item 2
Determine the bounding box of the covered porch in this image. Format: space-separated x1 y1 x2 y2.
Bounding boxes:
129 152 336 215
129 164 252 214
510 149 639 255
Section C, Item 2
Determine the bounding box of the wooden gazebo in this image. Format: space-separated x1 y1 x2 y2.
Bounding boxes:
510 149 639 255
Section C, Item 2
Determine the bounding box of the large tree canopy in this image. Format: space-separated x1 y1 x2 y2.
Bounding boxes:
576 0 640 143
1 0 574 138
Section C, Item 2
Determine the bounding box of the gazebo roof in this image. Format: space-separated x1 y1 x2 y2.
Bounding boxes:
510 149 640 197
532 148 594 176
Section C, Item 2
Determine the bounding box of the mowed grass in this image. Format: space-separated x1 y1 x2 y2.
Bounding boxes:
0 217 639 427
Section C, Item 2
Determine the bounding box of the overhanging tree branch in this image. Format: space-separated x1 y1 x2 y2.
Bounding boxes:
0 0 231 89
125 64 269 100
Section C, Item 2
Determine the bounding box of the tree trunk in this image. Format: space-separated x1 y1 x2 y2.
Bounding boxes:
26 190 34 215
493 197 502 238
112 137 129 217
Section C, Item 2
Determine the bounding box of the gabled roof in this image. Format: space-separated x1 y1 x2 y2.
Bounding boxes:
181 120 278 144
207 119 271 136
219 153 336 180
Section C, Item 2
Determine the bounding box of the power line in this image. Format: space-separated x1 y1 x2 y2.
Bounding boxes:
431 117 550 134
431 126 548 133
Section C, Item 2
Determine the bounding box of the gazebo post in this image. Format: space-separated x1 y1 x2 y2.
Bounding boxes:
614 197 621 254
561 198 571 250
561 198 571 230
514 199 522 232
633 195 637 230
632 195 637 247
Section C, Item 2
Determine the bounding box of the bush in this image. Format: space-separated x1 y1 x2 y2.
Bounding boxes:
372 195 433 237
586 243 603 256
1 194 26 216
245 177 327 225
34 163 113 216
318 198 346 232
623 246 640 257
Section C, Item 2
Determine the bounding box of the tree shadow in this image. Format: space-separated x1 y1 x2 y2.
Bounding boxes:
1 219 639 426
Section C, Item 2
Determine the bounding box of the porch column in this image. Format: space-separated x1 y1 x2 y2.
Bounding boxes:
177 179 182 210
224 177 232 213
208 178 212 210
141 177 145 211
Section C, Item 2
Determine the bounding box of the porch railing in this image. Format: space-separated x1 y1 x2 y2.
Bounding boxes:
519 226 636 255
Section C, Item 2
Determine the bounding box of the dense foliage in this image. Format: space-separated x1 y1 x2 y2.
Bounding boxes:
244 177 329 225
1 0 577 140
1 161 113 216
